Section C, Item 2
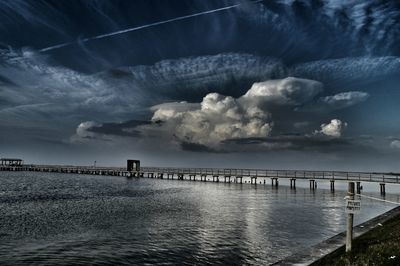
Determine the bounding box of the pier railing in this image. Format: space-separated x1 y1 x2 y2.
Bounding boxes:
140 167 400 184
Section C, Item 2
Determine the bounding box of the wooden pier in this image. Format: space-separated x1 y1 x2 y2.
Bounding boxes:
1 164 399 195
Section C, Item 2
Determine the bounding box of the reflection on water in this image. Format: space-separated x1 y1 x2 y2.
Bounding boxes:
0 172 397 265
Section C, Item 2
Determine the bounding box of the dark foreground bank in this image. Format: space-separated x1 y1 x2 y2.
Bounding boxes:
312 206 400 266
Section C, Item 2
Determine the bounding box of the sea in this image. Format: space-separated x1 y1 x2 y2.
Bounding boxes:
0 171 399 265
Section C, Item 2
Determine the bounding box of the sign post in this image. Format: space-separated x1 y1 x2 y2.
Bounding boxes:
346 182 355 252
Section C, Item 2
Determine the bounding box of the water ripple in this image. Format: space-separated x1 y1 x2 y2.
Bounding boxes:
0 171 395 265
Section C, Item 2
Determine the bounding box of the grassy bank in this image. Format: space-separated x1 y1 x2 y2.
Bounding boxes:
312 210 400 266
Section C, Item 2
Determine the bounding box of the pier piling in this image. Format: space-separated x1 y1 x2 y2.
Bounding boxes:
380 183 386 195
330 180 335 192
309 180 317 190
290 178 296 189
356 181 362 194
346 182 355 252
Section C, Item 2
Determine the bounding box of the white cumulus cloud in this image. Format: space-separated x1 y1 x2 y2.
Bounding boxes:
144 77 323 148
390 140 400 149
242 77 323 107
317 119 347 138
150 93 273 146
70 121 101 143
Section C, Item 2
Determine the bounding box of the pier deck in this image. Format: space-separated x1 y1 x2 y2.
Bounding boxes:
1 164 399 194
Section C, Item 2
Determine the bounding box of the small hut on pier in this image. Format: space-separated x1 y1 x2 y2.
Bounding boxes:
127 160 140 171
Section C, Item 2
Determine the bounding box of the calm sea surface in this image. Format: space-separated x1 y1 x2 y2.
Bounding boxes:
0 171 398 265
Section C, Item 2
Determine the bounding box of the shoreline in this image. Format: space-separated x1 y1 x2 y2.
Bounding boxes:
273 205 400 265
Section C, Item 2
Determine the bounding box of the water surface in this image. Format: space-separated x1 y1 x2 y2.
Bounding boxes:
0 172 397 265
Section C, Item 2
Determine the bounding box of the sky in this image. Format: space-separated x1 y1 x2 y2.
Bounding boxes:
1 0 400 171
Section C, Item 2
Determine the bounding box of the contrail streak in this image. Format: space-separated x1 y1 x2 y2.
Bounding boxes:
40 0 262 52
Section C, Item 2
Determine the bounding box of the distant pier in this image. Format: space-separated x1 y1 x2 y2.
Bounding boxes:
1 160 399 195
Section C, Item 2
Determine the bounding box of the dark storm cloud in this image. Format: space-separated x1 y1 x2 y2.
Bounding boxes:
223 134 374 153
88 120 151 137
180 142 222 153
225 135 349 149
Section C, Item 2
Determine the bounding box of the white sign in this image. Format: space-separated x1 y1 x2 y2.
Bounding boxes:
345 199 361 214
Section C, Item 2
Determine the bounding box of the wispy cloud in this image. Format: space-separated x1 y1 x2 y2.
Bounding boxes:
300 91 369 112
